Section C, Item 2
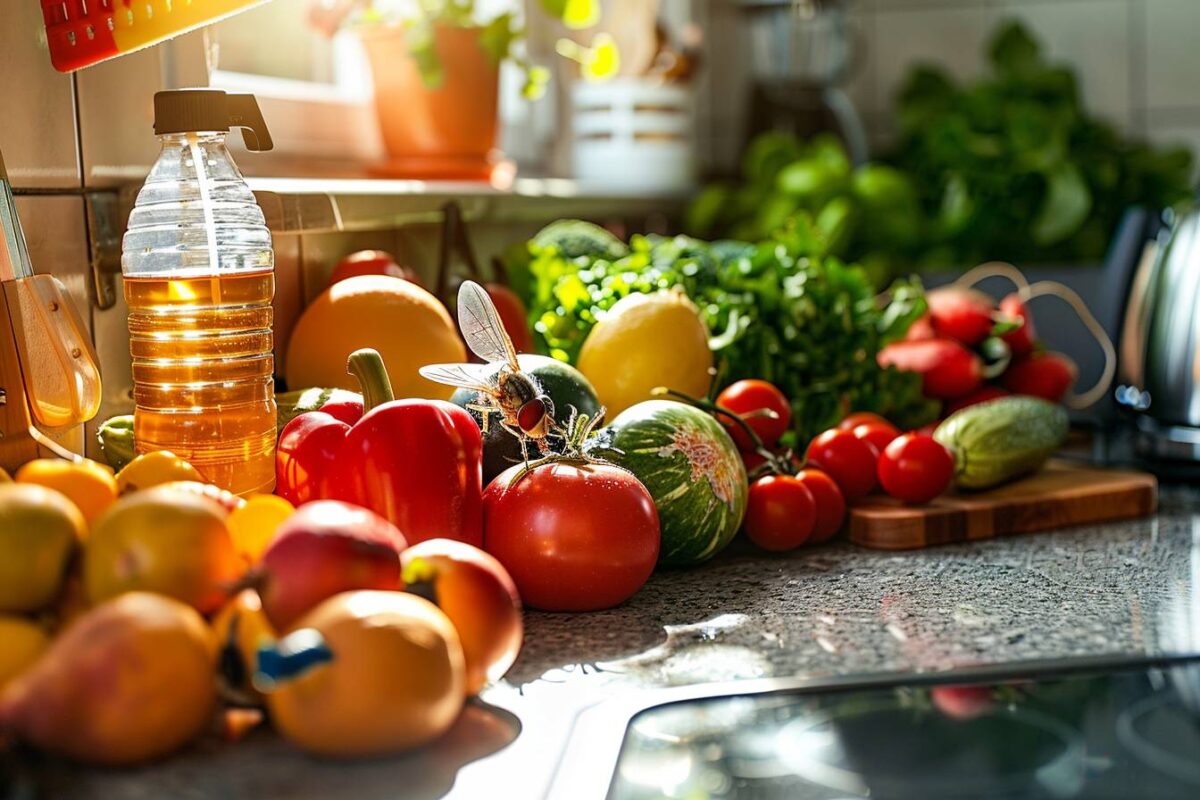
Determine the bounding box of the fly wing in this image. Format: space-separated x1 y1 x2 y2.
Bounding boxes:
418 362 499 395
458 280 519 370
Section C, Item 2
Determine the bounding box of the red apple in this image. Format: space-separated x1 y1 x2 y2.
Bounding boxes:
257 501 407 630
329 250 421 288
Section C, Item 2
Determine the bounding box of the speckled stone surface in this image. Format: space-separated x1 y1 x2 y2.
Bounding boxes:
27 486 1200 800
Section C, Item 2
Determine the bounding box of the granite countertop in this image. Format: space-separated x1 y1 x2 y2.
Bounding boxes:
31 485 1200 800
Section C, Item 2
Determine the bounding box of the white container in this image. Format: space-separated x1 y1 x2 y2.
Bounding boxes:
570 79 695 194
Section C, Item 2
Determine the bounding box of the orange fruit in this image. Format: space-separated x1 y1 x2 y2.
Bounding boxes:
0 484 83 613
0 592 216 766
0 615 49 689
285 275 465 400
226 494 294 563
85 486 243 615
262 591 465 757
115 451 204 495
15 458 118 526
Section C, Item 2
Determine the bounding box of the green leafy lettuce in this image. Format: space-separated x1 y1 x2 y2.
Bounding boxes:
513 218 938 444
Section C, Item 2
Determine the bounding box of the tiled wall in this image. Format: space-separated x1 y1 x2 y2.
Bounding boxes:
702 0 1200 172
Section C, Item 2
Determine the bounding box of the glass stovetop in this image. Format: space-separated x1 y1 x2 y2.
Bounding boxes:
609 657 1200 800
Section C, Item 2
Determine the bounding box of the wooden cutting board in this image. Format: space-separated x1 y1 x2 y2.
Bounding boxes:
848 461 1158 550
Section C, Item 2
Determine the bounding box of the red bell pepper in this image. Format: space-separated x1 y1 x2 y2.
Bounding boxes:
276 348 483 547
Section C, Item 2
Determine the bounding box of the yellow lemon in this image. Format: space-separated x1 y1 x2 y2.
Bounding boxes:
115 451 203 495
227 494 295 563
0 484 83 613
0 615 50 689
16 458 118 526
577 289 713 416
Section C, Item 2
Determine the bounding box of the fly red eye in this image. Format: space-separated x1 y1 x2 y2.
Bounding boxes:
517 398 547 433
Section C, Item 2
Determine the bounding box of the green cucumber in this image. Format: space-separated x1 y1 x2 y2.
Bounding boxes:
933 396 1068 489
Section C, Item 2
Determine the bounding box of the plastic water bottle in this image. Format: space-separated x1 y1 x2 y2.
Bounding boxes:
122 90 277 495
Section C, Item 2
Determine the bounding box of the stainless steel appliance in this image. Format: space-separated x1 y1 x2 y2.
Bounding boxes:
1118 201 1200 462
547 654 1200 799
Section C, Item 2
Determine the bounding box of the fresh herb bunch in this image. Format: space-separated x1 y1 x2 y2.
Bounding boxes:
513 217 938 444
892 21 1193 267
687 134 925 288
688 21 1194 283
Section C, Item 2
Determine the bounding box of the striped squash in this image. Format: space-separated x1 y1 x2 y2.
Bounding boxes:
591 400 747 566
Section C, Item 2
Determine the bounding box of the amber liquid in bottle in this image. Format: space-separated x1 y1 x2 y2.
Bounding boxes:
125 270 277 495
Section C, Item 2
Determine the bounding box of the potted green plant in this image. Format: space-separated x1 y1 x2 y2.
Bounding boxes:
311 0 605 179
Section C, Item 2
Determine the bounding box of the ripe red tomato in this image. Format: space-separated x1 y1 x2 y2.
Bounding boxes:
483 462 659 612
877 433 955 504
716 380 791 451
744 476 816 552
852 421 900 457
805 429 877 501
837 411 889 431
329 250 420 287
794 468 845 543
400 539 523 695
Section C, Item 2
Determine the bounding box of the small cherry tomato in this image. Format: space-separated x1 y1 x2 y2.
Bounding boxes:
743 476 816 552
877 433 955 504
716 380 792 451
837 411 890 431
851 421 900 458
805 429 877 501
794 468 846 543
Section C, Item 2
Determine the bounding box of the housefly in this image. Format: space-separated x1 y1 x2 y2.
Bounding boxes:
420 281 556 460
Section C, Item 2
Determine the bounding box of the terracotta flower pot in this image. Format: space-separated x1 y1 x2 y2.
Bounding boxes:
360 24 500 180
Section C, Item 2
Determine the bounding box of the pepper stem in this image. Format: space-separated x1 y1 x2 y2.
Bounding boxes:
347 348 395 414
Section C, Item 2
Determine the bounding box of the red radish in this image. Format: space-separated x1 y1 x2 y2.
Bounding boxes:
1002 352 1077 403
878 338 984 400
999 294 1036 357
905 314 936 341
482 284 535 354
945 386 1009 416
926 287 997 346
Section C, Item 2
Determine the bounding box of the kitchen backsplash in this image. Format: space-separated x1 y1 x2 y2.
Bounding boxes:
700 0 1200 174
